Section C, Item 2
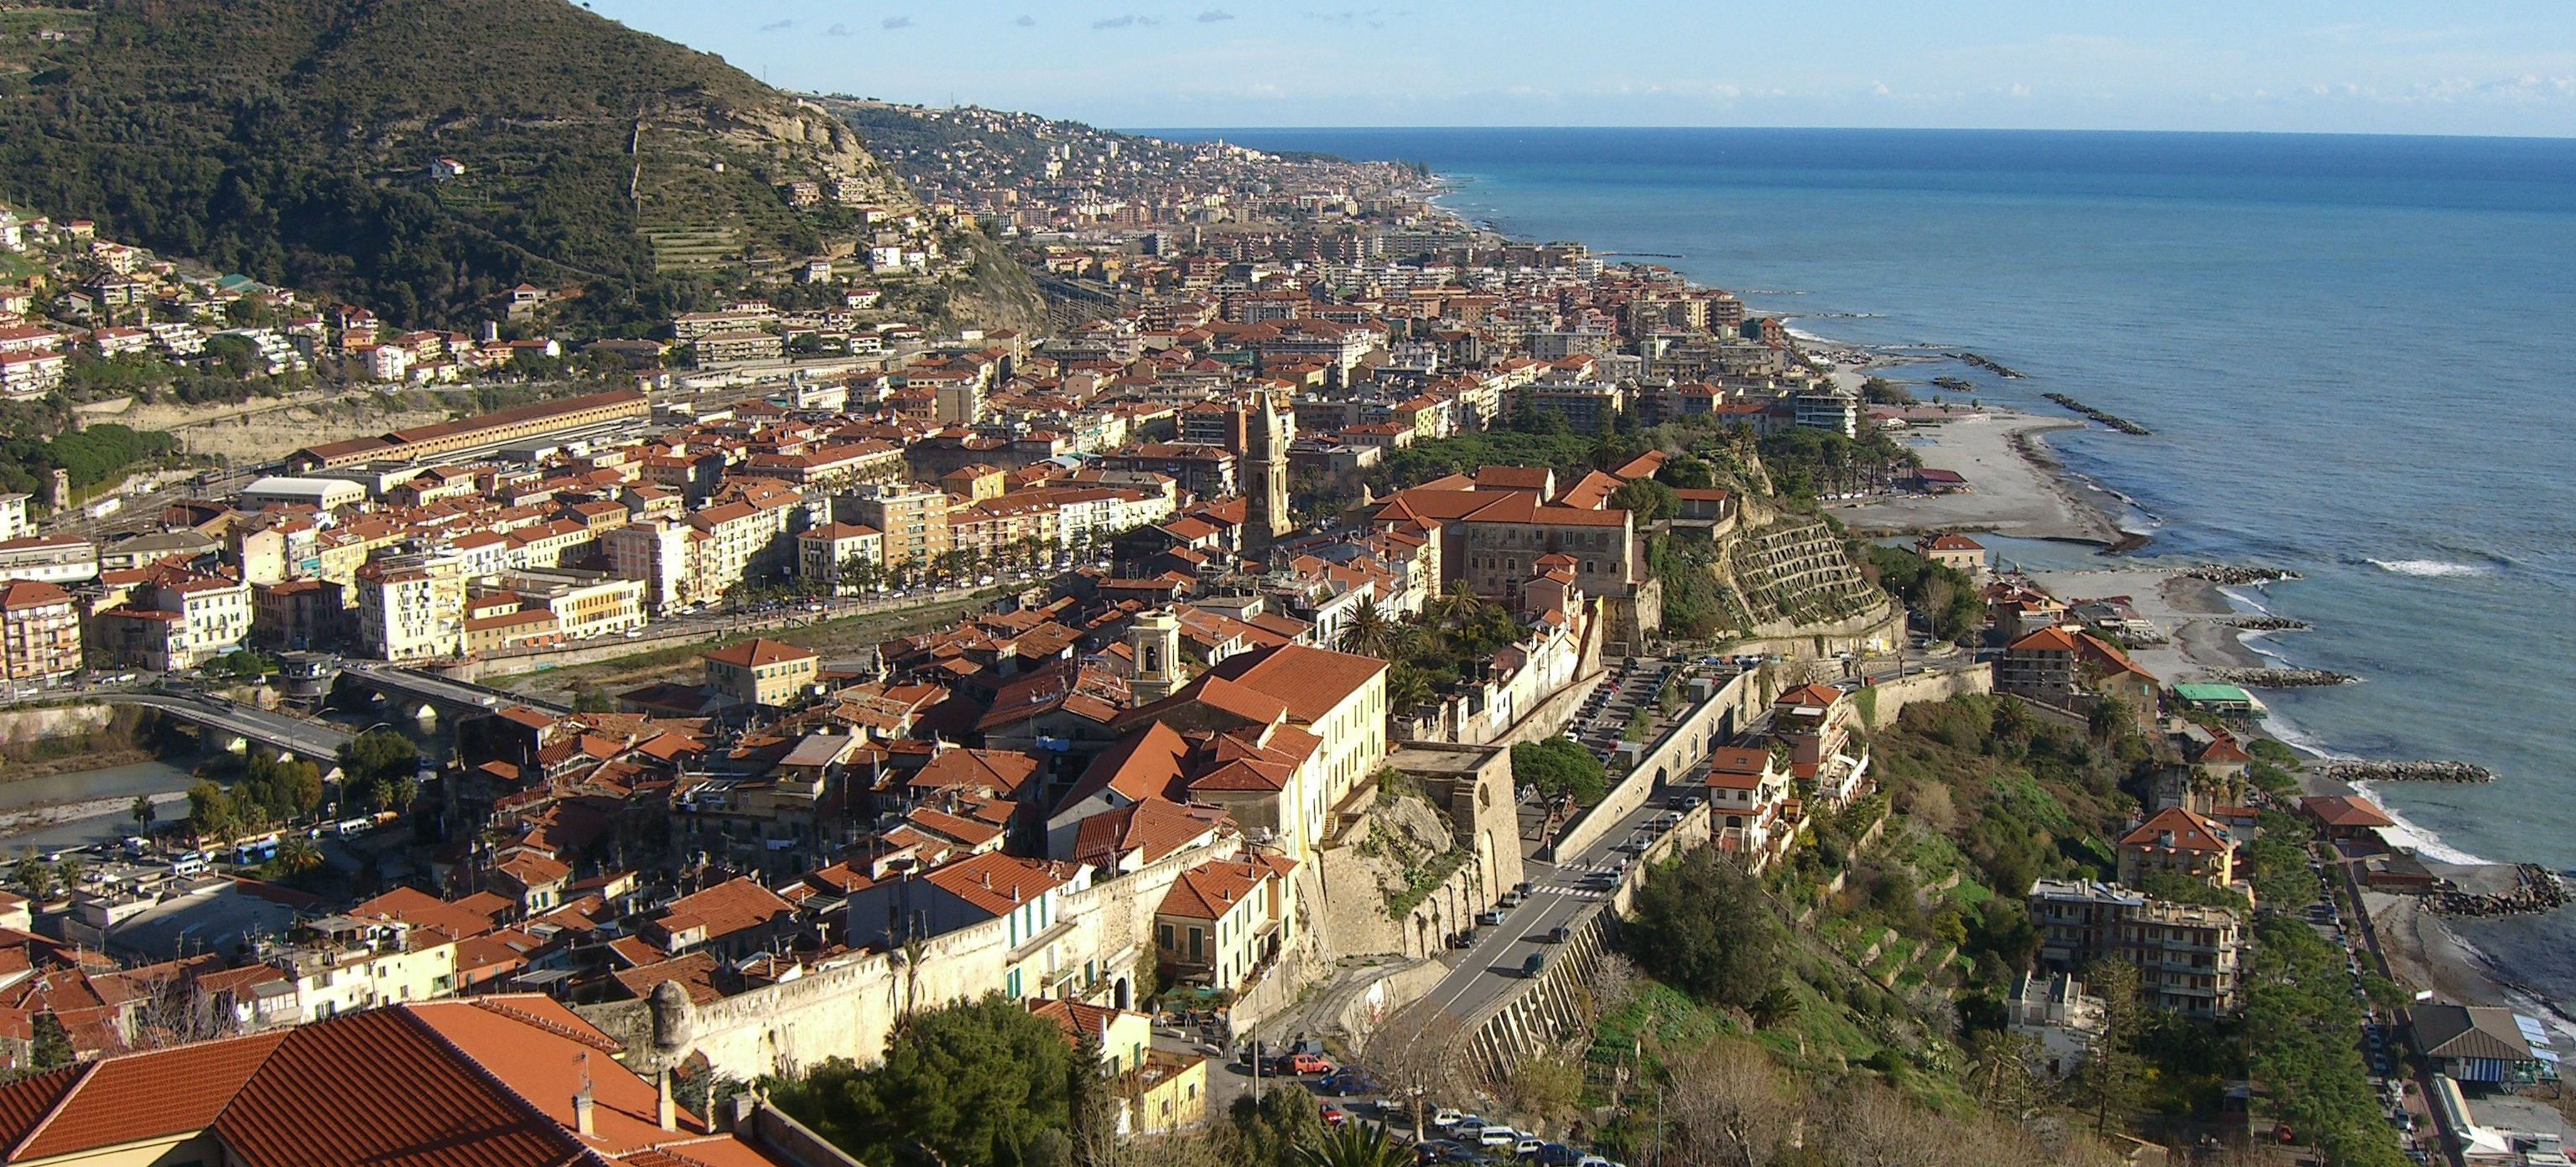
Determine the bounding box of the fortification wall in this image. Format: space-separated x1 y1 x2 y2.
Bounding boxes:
587 838 1239 1081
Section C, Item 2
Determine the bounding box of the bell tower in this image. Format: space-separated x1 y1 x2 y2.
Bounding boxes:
1129 607 1186 703
1243 391 1292 548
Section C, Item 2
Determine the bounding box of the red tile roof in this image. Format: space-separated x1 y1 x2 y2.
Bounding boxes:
909 747 1043 796
1198 644 1386 726
2119 807 2230 853
13 1030 289 1159
1072 800 1228 869
651 877 796 947
703 638 818 668
2302 794 2396 829
1157 858 1270 921
924 853 1084 918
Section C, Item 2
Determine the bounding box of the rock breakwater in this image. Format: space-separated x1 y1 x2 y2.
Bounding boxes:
1950 352 2024 378
2429 864 2568 917
2203 666 2355 687
2223 615 2312 630
2184 564 2304 585
2313 760 2495 784
2043 392 2152 435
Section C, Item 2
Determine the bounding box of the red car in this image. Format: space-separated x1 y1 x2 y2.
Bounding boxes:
1291 1053 1336 1076
1318 1102 1347 1128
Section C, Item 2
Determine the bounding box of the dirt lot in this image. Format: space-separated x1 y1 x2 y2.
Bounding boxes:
499 593 995 705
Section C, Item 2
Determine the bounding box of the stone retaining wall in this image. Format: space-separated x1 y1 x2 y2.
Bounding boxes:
0 703 113 744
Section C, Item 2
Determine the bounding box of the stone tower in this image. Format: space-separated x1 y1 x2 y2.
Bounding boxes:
1129 607 1185 703
1242 392 1292 548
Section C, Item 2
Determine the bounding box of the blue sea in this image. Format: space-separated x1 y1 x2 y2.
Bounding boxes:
1154 127 2576 1008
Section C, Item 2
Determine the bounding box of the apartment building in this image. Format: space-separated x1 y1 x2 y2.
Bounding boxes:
354 560 465 662
698 330 786 366
0 579 80 684
2028 878 2242 1018
495 568 647 640
604 519 694 612
798 522 885 584
686 492 802 598
849 483 953 568
91 567 253 671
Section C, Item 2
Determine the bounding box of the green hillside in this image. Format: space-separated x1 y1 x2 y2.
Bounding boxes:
0 0 963 334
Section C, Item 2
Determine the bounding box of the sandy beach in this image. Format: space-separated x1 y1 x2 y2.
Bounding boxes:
1828 408 2127 545
2006 567 2266 683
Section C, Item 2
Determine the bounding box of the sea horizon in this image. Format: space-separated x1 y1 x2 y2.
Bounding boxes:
1133 124 2576 143
1150 124 2576 1010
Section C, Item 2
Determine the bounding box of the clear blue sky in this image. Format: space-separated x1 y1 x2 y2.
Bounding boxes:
583 1 2576 136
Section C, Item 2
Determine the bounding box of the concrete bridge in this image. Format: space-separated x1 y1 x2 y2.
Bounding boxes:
334 661 569 727
112 692 356 762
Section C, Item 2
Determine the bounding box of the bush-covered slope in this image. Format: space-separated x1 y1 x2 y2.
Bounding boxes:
0 0 925 332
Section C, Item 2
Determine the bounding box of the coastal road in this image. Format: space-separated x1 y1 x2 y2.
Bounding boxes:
1414 785 1685 1030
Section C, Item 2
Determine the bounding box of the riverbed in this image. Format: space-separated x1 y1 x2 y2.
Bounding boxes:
0 758 198 851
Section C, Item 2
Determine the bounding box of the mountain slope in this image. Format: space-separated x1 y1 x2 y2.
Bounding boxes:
0 0 1010 334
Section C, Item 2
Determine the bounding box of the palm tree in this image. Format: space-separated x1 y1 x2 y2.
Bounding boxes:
276 835 323 876
1337 599 1394 659
1294 1122 1415 1167
129 795 156 831
1428 579 1481 631
895 934 927 1038
1384 664 1434 717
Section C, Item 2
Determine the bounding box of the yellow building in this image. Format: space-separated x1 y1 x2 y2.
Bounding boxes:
704 638 819 708
1128 1050 1208 1133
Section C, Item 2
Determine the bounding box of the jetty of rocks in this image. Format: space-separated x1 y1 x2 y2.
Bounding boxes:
2184 564 2304 585
1951 352 2025 378
2313 760 2494 784
2043 392 2152 435
2430 865 2568 918
2224 615 2312 631
2203 666 2355 688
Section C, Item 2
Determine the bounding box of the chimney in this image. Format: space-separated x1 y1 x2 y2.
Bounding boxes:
572 1089 595 1137
657 1066 678 1131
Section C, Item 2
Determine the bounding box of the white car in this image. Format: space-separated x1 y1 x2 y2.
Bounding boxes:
1478 1127 1519 1148
1431 1109 1463 1129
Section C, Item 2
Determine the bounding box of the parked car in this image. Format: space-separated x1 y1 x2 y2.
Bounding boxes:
1545 926 1571 944
1535 1144 1581 1166
1431 1109 1463 1129
1478 1127 1520 1148
1289 1053 1336 1076
1478 908 1508 926
1514 1137 1546 1158
1322 1069 1384 1096
1318 1103 1347 1128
